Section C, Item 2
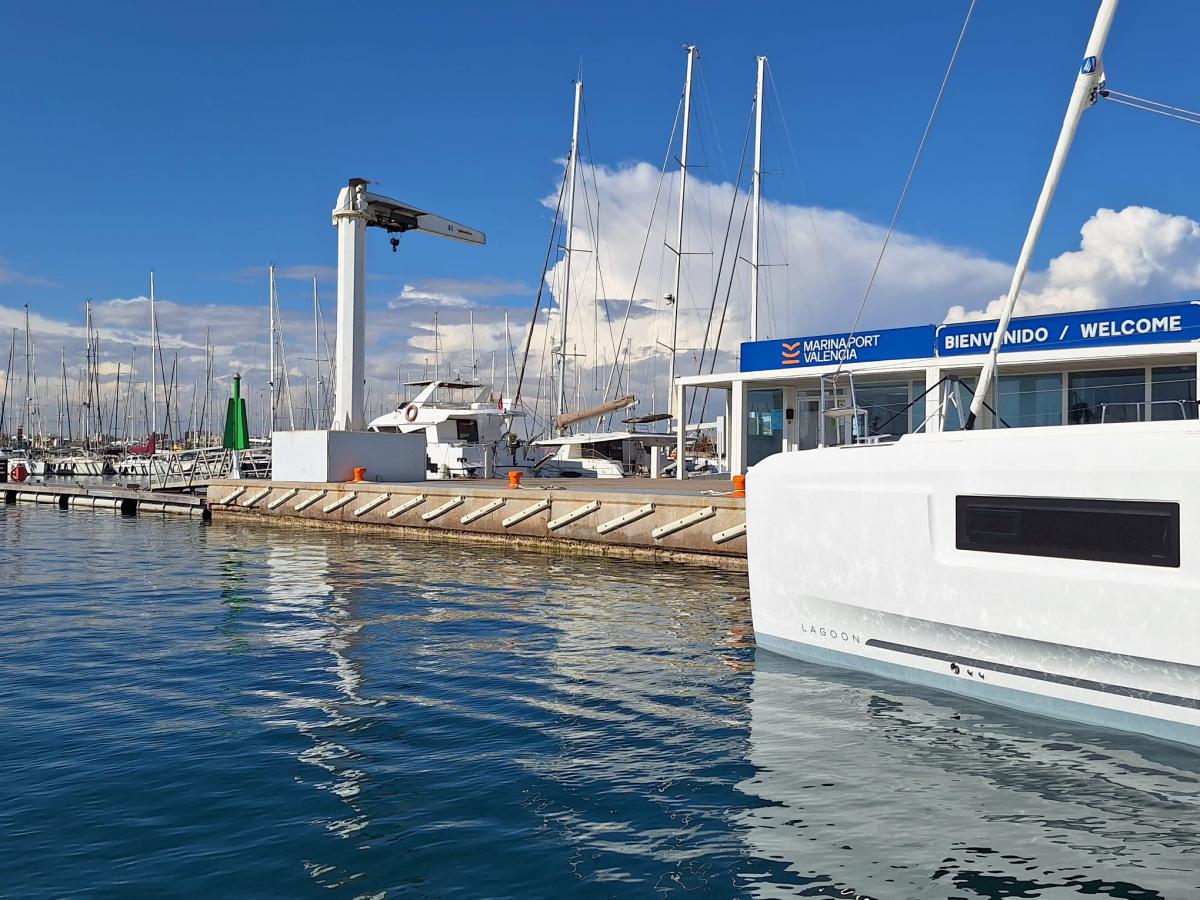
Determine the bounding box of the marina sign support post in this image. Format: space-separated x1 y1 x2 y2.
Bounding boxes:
331 178 486 431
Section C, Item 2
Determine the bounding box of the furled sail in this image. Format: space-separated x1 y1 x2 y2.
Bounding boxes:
554 395 637 431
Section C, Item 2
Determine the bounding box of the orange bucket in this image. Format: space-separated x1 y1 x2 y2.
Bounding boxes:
507 470 523 489
731 474 746 498
351 466 367 483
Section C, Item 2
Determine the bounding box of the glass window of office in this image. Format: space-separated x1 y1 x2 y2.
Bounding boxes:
856 382 911 439
1067 369 1145 424
747 389 784 465
1151 366 1197 420
909 381 927 433
997 373 1063 428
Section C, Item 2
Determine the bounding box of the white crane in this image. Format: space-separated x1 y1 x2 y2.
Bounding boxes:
330 179 485 431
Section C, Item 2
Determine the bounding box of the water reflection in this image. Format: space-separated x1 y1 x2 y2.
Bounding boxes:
15 500 1200 898
217 540 376 888
511 560 759 889
739 651 1200 900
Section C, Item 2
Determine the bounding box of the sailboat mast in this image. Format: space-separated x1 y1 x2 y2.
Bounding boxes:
750 55 766 342
125 348 136 443
557 78 584 426
110 363 121 444
23 304 32 439
92 315 103 441
433 312 441 380
668 45 698 420
84 300 93 449
149 271 158 442
203 330 212 443
312 275 321 429
268 264 277 434
59 347 67 445
504 310 511 398
967 0 1118 429
0 329 14 439
470 309 478 383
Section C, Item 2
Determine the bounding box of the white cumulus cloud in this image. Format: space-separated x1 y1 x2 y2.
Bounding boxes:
945 206 1200 322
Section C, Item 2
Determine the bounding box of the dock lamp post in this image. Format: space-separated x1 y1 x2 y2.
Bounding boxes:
331 178 486 431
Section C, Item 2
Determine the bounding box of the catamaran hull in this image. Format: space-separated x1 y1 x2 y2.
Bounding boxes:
754 595 1200 747
747 420 1200 747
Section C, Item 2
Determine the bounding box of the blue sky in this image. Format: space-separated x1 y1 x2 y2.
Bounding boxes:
4 0 1199 318
5 0 1200 429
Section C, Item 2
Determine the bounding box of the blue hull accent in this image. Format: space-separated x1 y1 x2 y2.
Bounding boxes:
756 631 1200 749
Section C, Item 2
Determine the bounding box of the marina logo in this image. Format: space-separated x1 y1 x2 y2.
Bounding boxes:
781 341 802 366
1080 55 1097 74
799 333 881 364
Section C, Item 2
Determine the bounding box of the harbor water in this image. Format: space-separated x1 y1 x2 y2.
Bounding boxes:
2 504 1199 899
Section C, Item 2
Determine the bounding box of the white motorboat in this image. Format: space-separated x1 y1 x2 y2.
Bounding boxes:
747 0 1200 745
368 379 526 479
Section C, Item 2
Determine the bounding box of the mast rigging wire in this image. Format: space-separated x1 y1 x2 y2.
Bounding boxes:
512 171 569 409
696 190 753 422
688 104 754 424
766 63 831 317
597 97 684 409
834 0 977 380
1102 88 1200 126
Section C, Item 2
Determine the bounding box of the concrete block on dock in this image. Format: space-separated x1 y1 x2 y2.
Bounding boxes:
271 430 426 484
421 496 464 522
652 506 716 540
267 489 299 510
502 499 551 528
353 494 390 517
386 494 426 519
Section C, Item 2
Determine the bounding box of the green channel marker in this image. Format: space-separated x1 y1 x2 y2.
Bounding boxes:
223 373 250 451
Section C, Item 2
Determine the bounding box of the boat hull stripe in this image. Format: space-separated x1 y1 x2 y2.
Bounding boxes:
866 638 1198 710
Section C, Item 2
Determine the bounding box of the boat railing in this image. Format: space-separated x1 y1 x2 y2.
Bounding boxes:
1100 399 1193 423
860 375 994 438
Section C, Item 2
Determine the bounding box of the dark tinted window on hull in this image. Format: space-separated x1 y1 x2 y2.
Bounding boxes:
956 495 1180 568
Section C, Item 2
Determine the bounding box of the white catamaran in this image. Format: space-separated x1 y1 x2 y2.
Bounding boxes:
747 0 1200 746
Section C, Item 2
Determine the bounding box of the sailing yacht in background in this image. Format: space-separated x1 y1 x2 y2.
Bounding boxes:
368 73 680 479
747 0 1200 746
530 73 680 477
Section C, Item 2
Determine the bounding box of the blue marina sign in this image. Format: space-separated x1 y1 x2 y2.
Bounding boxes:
936 301 1200 358
740 324 934 372
737 301 1200 373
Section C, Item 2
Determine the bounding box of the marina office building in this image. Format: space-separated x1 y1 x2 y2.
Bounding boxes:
675 299 1200 476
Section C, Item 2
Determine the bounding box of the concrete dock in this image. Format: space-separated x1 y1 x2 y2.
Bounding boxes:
206 478 747 569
